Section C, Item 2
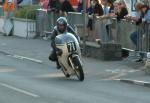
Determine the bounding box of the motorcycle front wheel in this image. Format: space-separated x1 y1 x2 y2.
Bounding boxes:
72 56 84 81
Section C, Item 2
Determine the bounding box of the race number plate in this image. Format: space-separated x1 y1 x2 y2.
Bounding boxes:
67 41 77 52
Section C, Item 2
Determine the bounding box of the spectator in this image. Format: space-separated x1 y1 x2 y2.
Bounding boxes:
3 0 15 16
48 0 61 12
87 0 103 41
100 0 116 42
107 0 114 13
99 0 116 19
77 0 83 12
3 0 16 36
113 1 119 14
141 5 150 23
93 0 103 16
143 0 150 7
86 0 93 15
116 0 128 21
59 0 75 15
129 3 150 62
47 0 61 29
126 2 144 19
39 0 49 10
101 0 109 15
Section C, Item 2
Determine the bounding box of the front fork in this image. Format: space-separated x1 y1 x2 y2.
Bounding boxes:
68 54 82 70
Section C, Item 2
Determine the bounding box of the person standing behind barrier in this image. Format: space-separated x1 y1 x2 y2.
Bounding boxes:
101 0 109 15
128 3 150 62
48 0 61 12
87 0 103 41
107 0 114 13
3 0 15 36
77 0 83 12
115 0 128 21
77 0 91 12
100 0 115 42
59 0 75 16
3 0 15 18
143 0 150 7
48 0 61 29
113 1 119 14
40 0 49 10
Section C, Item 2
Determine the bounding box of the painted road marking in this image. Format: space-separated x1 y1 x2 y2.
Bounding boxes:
103 73 127 80
35 71 88 78
113 79 150 88
13 55 43 64
0 83 40 98
103 69 142 80
36 73 64 78
0 66 16 73
0 50 43 64
105 69 141 74
0 68 16 73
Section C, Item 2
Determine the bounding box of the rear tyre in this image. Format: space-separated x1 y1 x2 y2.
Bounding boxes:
72 56 84 81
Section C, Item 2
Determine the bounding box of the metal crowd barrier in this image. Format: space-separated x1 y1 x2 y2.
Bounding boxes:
136 23 150 53
0 6 4 17
93 18 137 49
35 10 150 55
116 19 136 50
36 9 50 37
36 10 86 38
94 17 118 43
26 9 36 38
36 9 67 37
94 18 150 54
67 12 87 28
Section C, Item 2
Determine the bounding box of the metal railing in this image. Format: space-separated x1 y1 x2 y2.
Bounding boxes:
26 8 36 39
35 10 150 55
36 9 60 38
0 6 4 17
136 23 150 53
35 10 87 38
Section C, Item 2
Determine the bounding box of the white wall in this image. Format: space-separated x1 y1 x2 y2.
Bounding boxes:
13 19 36 38
0 17 36 38
0 18 5 34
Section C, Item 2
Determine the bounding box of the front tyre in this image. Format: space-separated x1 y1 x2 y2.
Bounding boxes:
72 56 84 81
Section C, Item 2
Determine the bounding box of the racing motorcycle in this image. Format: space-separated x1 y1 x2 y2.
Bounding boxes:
55 32 84 81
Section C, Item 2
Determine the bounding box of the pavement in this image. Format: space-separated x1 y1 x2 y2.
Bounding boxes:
0 35 149 88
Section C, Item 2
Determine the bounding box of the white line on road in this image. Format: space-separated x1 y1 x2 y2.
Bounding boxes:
13 55 43 64
0 50 43 64
0 83 40 98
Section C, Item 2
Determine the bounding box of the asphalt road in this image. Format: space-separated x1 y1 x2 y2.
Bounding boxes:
0 53 150 103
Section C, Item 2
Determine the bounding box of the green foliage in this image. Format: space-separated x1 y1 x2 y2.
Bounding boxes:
14 5 40 20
